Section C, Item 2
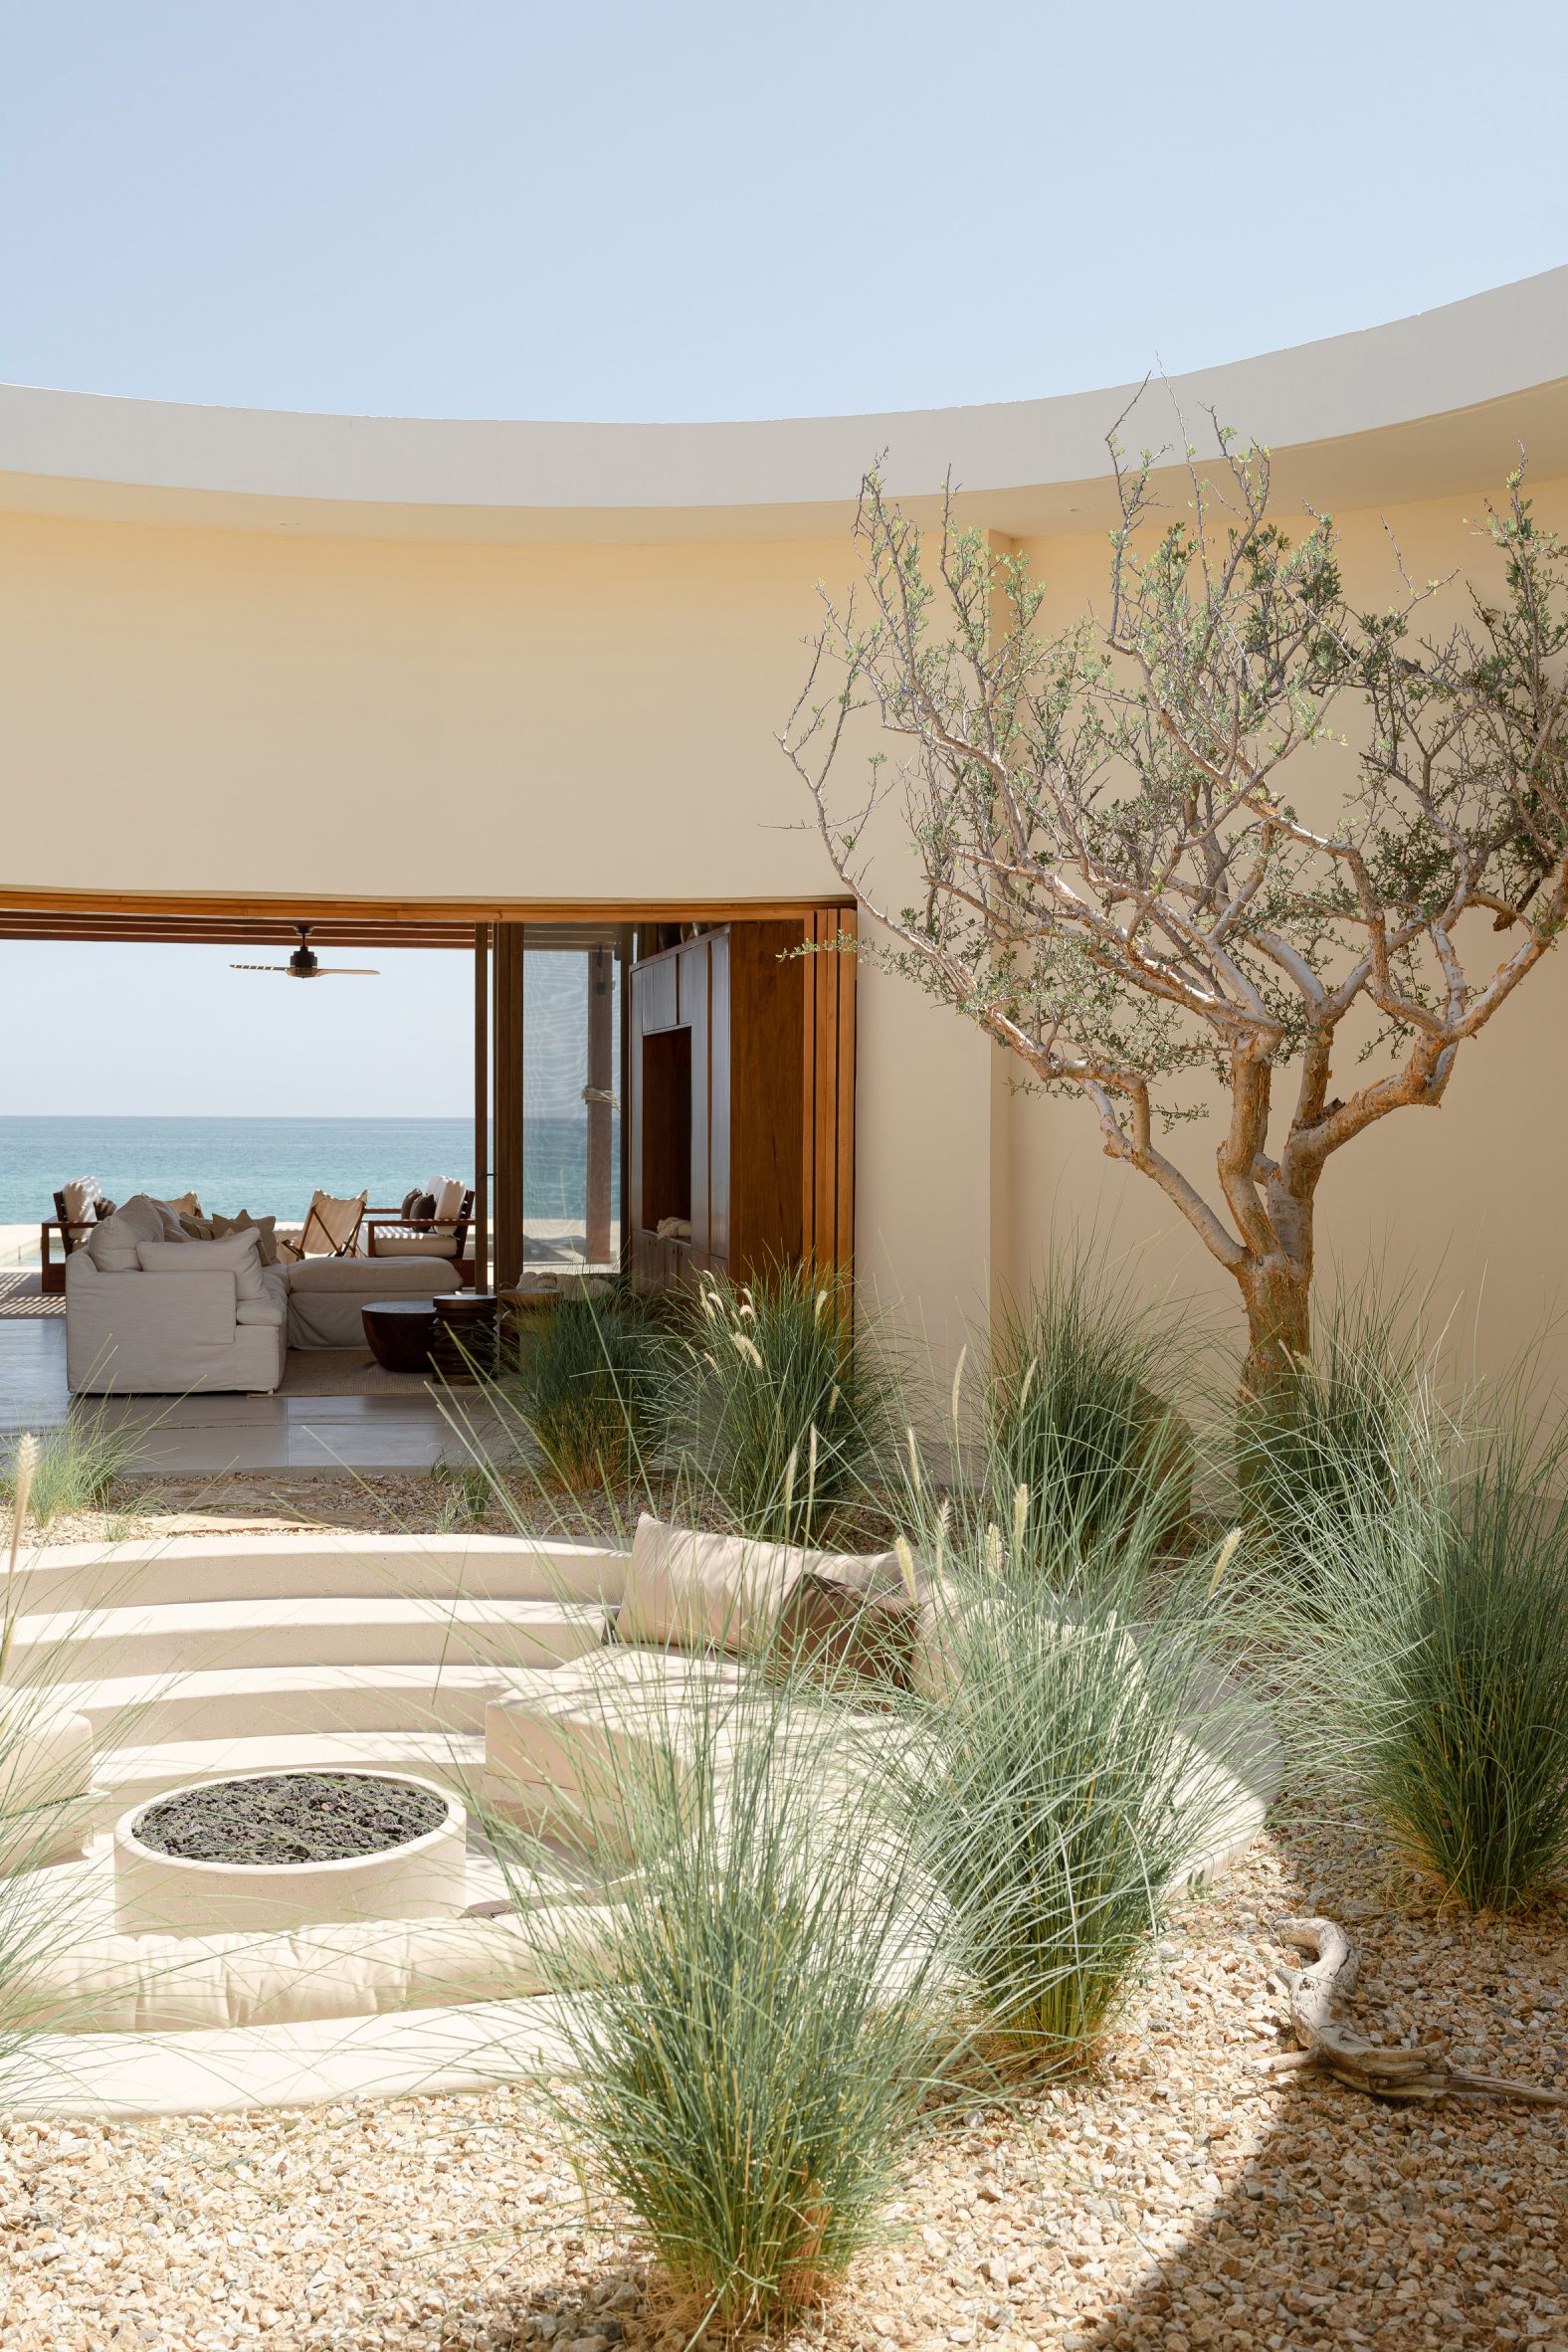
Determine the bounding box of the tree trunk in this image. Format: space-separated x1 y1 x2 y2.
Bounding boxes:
1237 1252 1312 1402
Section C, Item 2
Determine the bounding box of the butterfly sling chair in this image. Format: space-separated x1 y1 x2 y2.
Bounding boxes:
277 1189 367 1266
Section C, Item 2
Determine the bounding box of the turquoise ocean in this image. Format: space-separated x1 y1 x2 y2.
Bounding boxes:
0 1116 618 1227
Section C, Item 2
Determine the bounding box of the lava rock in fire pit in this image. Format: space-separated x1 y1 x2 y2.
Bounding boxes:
133 1772 449 1866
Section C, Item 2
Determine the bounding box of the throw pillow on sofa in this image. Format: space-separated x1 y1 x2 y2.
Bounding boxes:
209 1210 280 1266
145 1199 193 1240
84 1194 175 1271
135 1235 267 1301
429 1175 466 1224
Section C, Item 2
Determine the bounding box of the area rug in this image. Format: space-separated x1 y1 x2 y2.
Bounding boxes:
277 1350 435 1398
0 1269 64 1318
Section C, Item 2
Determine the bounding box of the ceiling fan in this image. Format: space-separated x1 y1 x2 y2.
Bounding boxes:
230 923 379 980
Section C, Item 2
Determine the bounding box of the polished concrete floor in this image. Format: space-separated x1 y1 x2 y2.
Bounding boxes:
0 1319 505 1472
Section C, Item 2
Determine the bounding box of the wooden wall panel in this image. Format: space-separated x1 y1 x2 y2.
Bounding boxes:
707 929 731 1267
802 907 857 1270
678 938 710 1262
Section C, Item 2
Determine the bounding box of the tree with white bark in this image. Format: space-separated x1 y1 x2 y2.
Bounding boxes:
782 418 1568 1388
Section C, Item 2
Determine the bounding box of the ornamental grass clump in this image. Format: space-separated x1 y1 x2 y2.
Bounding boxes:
0 1439 143 2073
982 1258 1194 1564
511 1663 943 2333
501 1284 667 1490
1 1403 148 1528
1279 1409 1568 1913
675 1263 894 1542
1236 1288 1430 1559
904 1510 1265 2071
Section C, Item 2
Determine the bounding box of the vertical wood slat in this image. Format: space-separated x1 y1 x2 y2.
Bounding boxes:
833 906 857 1267
618 926 634 1277
802 915 818 1260
493 921 526 1292
802 908 857 1271
681 937 711 1267
705 930 730 1267
473 924 490 1292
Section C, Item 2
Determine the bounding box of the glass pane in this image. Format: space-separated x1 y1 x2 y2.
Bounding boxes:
520 931 622 1274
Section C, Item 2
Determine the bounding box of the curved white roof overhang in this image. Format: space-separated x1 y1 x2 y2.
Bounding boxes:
0 267 1564 544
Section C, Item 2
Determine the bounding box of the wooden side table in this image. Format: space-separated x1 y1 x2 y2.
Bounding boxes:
361 1299 440 1374
432 1291 500 1381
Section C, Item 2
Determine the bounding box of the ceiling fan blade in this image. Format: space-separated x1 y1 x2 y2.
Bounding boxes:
229 962 290 972
312 967 380 977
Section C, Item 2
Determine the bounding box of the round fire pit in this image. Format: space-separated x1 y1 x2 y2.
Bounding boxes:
113 1769 469 1935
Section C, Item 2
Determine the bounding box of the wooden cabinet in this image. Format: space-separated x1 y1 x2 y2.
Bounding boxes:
629 917 852 1293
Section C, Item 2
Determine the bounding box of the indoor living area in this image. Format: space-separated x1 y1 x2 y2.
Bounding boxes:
0 892 855 1473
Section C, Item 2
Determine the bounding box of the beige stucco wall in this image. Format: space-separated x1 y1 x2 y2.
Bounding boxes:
0 514 845 902
0 504 996 1390
1 457 1565 1402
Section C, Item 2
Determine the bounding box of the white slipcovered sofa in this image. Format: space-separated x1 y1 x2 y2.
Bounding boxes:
65 1194 462 1395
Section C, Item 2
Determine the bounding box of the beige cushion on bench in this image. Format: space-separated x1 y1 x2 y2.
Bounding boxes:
370 1231 461 1259
616 1514 900 1659
19 1905 618 2035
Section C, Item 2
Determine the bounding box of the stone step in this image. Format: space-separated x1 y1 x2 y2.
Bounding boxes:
52 1660 595 1745
8 1594 609 1683
5 1532 629 1618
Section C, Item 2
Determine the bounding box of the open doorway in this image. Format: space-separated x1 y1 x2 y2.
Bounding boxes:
0 895 853 1466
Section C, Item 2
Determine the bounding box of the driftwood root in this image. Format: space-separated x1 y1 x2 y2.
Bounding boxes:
1255 1916 1566 2107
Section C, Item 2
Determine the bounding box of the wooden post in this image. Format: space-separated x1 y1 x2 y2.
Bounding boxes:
585 941 614 1268
473 924 490 1292
493 923 525 1291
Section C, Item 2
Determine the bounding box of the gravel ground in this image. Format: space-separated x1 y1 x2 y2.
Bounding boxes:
1 1470 644 1553
3 1469 893 1553
1 1806 1563 2352
3 1481 1564 2347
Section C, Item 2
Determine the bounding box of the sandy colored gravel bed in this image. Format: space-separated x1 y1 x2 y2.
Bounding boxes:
1 1469 643 1554
1 1805 1562 2352
4 1467 893 1555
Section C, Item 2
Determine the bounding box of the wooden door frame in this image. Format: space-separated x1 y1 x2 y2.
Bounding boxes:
3 886 859 1288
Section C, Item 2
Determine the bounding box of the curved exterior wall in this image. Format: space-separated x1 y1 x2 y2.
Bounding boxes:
3 270 1568 1390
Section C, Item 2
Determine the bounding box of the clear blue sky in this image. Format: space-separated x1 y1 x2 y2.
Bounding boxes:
0 943 599 1120
2 3 1563 1121
2 0 1564 422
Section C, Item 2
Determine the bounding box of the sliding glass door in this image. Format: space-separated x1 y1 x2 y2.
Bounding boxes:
490 923 625 1287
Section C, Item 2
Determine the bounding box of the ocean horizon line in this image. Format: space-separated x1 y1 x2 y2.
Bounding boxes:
0 1110 616 1226
0 1111 527 1125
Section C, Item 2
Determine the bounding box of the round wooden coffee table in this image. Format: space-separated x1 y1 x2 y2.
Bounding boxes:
361 1299 439 1374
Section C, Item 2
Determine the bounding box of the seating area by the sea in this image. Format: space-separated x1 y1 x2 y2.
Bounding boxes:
49 1176 476 1394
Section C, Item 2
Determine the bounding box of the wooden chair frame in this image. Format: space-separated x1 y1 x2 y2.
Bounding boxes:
361 1190 476 1277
